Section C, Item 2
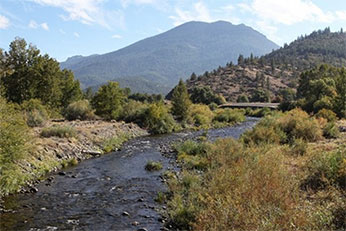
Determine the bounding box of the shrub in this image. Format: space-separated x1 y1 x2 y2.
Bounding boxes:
242 109 323 145
188 104 214 127
0 97 32 195
40 126 77 138
236 94 249 103
64 100 95 121
208 102 218 111
145 161 163 171
323 122 340 139
21 99 49 127
290 138 308 156
141 103 178 134
303 149 346 190
277 109 323 142
119 99 147 123
102 133 130 153
213 109 245 124
315 109 337 122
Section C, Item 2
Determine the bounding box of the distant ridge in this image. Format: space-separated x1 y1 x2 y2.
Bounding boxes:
183 28 346 102
60 21 279 94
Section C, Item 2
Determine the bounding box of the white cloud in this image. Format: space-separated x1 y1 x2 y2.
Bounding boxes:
336 11 346 21
170 2 212 26
240 0 335 25
28 20 49 30
28 20 38 28
0 15 10 29
59 29 66 34
41 22 49 30
120 0 169 10
74 32 80 37
112 34 122 39
31 0 124 30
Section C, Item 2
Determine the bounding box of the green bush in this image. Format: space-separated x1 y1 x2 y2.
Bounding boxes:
242 109 323 145
175 140 209 157
213 109 245 124
21 99 49 127
40 126 77 138
102 133 130 153
119 99 148 123
64 100 95 121
141 103 178 134
315 109 338 122
145 161 163 171
0 97 32 195
277 109 322 142
188 104 214 127
304 149 346 190
323 122 340 139
290 138 308 156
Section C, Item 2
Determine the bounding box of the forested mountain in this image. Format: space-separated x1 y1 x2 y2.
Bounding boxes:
184 28 346 102
60 21 279 94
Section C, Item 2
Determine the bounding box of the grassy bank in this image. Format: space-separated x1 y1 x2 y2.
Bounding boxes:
164 109 346 230
0 114 147 196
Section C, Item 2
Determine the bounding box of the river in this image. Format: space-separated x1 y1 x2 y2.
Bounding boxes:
0 118 259 231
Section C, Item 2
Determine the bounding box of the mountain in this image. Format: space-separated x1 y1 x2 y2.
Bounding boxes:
183 28 346 102
60 21 279 94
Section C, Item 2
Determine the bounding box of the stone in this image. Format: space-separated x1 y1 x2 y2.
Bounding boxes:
132 221 139 226
58 171 66 176
137 228 148 231
122 211 130 216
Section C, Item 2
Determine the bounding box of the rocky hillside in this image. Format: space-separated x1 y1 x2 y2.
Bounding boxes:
185 28 346 102
61 21 278 94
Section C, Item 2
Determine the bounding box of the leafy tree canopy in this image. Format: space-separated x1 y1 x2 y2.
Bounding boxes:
0 38 82 109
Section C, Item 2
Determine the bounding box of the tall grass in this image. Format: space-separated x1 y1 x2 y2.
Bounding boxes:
166 109 345 230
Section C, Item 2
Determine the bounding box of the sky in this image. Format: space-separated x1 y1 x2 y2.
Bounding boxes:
1 0 346 61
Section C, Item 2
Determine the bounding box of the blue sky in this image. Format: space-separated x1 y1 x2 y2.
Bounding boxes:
1 0 346 61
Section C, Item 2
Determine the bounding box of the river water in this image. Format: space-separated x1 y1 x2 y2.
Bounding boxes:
0 118 259 231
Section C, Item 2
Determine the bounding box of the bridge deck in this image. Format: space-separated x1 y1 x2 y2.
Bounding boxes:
219 103 279 109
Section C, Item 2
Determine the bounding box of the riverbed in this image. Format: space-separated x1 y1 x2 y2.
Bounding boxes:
0 118 259 231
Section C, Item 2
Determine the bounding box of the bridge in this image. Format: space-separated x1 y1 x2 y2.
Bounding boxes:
219 102 280 109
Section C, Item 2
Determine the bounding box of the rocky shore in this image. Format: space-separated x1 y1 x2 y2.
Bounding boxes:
11 120 148 195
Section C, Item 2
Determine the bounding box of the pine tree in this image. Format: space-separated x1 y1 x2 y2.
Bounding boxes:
171 79 191 120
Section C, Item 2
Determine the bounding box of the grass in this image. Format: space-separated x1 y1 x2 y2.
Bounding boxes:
40 126 77 138
145 161 163 171
102 132 131 153
164 111 346 231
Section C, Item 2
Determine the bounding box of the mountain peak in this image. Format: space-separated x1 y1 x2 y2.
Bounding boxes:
61 21 278 94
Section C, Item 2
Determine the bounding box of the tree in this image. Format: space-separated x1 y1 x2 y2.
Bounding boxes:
297 64 345 117
0 38 82 109
190 72 197 81
92 81 126 120
190 86 225 105
238 54 244 66
171 79 191 120
237 94 249 103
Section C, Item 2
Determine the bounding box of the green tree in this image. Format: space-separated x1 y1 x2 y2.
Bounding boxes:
297 64 345 117
0 38 82 109
92 81 126 120
171 79 192 120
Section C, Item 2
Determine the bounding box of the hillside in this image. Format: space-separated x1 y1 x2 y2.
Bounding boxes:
184 28 346 102
60 21 278 94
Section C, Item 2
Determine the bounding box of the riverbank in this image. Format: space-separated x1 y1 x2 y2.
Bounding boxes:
163 111 346 231
0 120 148 197
0 118 259 231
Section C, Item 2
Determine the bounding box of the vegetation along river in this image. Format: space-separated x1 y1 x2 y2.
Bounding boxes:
0 118 259 231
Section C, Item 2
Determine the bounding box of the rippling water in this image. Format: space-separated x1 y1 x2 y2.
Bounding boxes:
0 118 259 231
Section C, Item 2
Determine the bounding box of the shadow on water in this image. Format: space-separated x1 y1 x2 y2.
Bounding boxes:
0 117 259 231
